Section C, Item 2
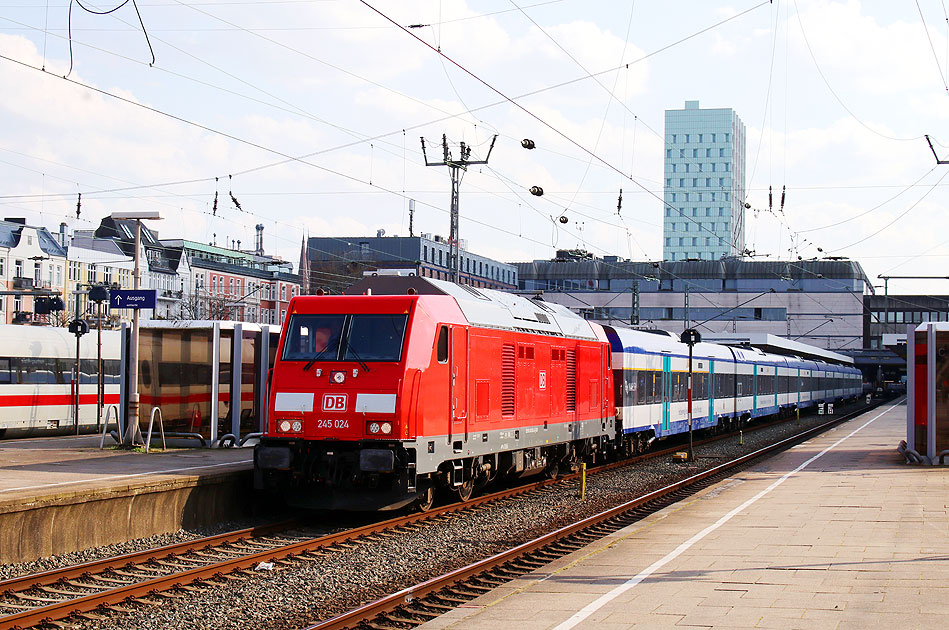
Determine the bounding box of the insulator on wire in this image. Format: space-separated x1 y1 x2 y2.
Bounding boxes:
768 186 772 211
558 215 568 224
76 192 81 219
529 185 544 197
617 189 623 215
780 185 786 213
521 139 536 149
212 190 218 216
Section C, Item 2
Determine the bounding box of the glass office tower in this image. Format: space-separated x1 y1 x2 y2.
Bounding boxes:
662 100 746 261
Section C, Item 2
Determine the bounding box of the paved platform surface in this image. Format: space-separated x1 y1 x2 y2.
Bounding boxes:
0 434 254 563
424 400 944 630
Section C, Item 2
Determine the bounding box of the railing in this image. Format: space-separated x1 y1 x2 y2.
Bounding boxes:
145 407 167 453
98 405 121 450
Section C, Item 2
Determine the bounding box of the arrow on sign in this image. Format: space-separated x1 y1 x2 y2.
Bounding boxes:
114 296 123 305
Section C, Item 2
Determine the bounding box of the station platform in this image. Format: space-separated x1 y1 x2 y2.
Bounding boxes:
425 400 943 630
0 435 254 564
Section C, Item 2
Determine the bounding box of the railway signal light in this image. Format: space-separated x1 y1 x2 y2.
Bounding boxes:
68 319 89 337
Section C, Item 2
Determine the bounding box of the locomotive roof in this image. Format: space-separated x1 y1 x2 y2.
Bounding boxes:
346 276 598 339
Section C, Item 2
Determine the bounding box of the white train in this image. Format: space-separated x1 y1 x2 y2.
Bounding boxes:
0 324 121 437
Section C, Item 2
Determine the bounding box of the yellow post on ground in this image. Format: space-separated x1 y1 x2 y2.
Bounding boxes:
796 407 800 423
740 430 743 446
581 462 587 500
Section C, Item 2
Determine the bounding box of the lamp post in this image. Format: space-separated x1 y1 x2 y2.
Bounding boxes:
680 328 701 463
110 211 161 445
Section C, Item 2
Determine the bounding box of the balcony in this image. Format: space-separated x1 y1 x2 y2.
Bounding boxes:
12 277 33 289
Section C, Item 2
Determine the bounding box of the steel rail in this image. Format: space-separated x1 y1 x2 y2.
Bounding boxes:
0 399 879 630
304 401 887 630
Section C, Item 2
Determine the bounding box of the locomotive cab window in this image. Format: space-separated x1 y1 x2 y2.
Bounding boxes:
345 314 408 362
283 314 345 360
437 326 449 363
282 314 408 363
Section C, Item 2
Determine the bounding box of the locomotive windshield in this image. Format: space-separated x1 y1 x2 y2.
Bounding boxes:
282 314 408 363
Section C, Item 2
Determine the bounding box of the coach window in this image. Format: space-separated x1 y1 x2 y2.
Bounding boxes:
437 326 449 363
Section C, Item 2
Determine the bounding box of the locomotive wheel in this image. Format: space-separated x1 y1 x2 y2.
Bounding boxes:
415 485 435 512
453 479 474 502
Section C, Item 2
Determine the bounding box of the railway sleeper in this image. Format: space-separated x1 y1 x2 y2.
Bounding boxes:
14 593 67 604
39 586 94 597
365 621 409 630
388 612 428 624
402 605 440 619
418 600 454 611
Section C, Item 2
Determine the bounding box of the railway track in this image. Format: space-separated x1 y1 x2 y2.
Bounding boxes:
0 399 880 630
306 400 888 630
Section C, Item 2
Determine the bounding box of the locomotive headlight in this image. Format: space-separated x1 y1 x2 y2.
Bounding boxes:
368 422 381 434
380 422 392 435
278 420 292 433
332 371 346 384
291 420 303 433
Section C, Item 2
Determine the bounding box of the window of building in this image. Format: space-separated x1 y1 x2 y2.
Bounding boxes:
724 193 729 201
281 285 287 300
104 268 112 284
710 192 716 201
670 193 676 202
719 207 725 216
711 163 716 172
692 178 698 186
711 133 716 142
679 178 685 187
229 278 234 293
672 163 676 173
720 148 726 157
692 208 698 217
684 222 690 232
692 149 698 158
56 266 62 285
212 276 217 292
692 238 697 246
665 149 672 158
684 134 690 143
698 134 703 142
706 237 711 246
671 134 676 143
665 237 671 246
666 178 672 187
725 133 730 142
706 207 711 216
236 279 242 295
678 237 685 246
683 193 689 202
679 149 684 158
724 162 730 172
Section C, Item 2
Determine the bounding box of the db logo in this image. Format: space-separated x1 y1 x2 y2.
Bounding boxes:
322 393 348 412
538 371 547 391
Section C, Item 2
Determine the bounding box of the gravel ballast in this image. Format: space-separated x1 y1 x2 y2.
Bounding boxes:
1 402 884 630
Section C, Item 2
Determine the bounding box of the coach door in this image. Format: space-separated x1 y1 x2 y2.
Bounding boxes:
449 326 468 444
661 355 671 433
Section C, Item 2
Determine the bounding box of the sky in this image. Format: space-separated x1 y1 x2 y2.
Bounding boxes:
1 0 948 294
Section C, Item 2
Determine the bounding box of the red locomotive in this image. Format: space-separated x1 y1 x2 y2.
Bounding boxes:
254 276 614 510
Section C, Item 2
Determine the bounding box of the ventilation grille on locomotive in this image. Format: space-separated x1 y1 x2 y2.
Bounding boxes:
501 343 515 417
566 348 577 412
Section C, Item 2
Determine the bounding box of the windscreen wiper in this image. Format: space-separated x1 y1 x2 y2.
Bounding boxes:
344 344 371 373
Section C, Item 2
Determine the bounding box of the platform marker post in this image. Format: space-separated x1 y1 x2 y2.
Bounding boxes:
739 430 743 446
